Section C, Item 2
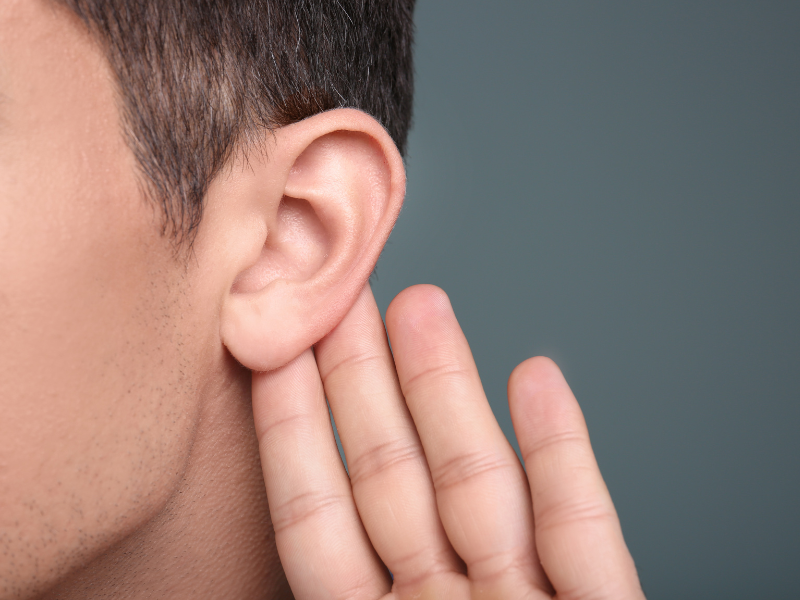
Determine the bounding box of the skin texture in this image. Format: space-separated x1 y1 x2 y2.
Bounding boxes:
0 1 290 597
256 285 646 599
0 2 402 597
0 1 645 598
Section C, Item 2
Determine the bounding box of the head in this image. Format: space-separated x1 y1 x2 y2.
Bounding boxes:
0 0 412 595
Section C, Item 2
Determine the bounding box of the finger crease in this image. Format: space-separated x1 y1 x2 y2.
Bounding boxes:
535 499 616 534
401 363 473 395
270 490 352 535
432 452 516 493
320 350 385 386
522 430 586 463
348 438 426 488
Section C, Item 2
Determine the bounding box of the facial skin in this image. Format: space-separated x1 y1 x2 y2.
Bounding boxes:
1 0 206 587
1 2 402 597
0 1 278 596
1 2 645 599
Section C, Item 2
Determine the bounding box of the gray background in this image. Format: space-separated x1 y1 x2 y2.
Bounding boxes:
369 1 800 598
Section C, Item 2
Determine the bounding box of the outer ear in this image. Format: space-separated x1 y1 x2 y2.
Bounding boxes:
216 109 405 372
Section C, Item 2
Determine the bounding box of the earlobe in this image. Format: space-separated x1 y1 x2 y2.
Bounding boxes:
218 109 405 372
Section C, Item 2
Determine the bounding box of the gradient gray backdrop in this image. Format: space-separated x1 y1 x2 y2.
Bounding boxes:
368 2 800 598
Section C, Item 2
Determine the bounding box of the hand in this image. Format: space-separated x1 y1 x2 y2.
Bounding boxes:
252 285 645 599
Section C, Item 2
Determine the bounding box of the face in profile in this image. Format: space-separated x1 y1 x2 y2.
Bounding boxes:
0 1 408 594
0 1 231 590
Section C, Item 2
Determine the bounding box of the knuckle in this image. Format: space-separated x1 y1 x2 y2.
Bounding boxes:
431 451 515 493
522 429 587 463
467 547 533 583
269 489 349 535
388 551 456 588
347 436 426 488
535 496 617 534
402 361 472 395
256 411 308 442
320 350 385 385
558 580 635 600
331 578 386 600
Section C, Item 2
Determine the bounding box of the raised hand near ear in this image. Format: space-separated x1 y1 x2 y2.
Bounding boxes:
252 285 646 600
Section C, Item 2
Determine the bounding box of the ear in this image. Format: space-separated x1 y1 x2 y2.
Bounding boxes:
213 109 405 372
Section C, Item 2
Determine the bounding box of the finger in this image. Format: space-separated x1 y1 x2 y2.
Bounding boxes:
315 286 467 596
508 357 645 599
385 285 551 596
252 350 390 600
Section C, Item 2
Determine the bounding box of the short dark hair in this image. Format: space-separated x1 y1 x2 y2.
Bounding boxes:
58 0 415 242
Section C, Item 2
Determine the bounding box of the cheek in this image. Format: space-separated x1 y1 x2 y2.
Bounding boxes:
0 164 207 584
0 4 224 590
0 58 210 600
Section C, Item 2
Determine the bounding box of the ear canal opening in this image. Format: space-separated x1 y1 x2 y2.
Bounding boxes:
230 195 330 295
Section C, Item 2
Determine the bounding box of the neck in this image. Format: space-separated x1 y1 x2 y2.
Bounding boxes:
42 361 291 599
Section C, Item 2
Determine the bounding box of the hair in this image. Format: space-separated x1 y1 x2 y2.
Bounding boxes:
57 0 415 243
